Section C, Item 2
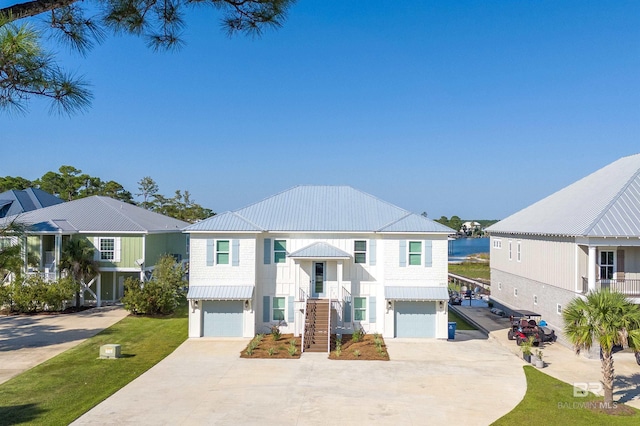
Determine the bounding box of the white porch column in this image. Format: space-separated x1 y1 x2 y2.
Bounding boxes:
96 274 102 307
294 260 300 299
337 260 343 301
588 246 597 293
54 234 62 280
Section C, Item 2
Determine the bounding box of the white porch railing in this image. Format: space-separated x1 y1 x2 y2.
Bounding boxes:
300 289 308 353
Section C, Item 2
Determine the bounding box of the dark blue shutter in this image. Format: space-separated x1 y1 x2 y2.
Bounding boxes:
369 297 377 323
369 240 376 266
288 296 294 323
232 239 240 266
399 240 407 267
344 299 352 323
263 296 270 322
424 240 432 267
264 238 271 264
206 239 214 266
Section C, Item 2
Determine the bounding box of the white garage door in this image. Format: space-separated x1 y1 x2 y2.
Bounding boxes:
394 301 436 338
202 301 243 337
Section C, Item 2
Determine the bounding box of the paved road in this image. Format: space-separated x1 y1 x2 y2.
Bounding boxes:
73 330 526 426
0 305 129 384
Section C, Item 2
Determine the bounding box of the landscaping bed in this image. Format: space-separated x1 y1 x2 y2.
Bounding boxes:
329 333 390 361
240 333 301 359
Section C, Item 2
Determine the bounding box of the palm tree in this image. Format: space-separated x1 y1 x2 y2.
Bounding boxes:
563 290 640 405
0 219 27 282
59 238 100 308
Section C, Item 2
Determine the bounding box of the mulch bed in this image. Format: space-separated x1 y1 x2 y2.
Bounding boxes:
240 333 302 359
329 334 390 361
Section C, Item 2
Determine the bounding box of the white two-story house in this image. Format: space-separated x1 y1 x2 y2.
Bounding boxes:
185 186 453 350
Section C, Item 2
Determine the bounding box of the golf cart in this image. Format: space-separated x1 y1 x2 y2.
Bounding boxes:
507 310 555 346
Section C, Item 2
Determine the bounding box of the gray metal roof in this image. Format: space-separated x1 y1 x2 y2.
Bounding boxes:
288 242 352 259
384 286 449 301
185 211 263 232
2 196 188 234
186 285 254 300
185 186 454 234
488 153 640 237
0 188 64 218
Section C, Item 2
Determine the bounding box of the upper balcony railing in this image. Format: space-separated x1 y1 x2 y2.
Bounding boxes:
581 277 640 297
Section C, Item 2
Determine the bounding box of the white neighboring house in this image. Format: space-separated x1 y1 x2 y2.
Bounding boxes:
487 153 640 346
184 186 454 349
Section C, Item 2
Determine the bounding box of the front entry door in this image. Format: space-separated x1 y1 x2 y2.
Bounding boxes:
312 262 325 297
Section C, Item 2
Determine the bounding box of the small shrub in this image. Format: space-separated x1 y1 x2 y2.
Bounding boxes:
271 323 282 341
267 347 276 356
353 349 361 358
245 346 254 356
287 339 297 356
122 255 186 315
352 327 365 343
373 333 383 348
376 346 386 357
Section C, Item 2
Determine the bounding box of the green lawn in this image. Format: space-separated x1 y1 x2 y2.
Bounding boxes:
493 366 640 425
0 305 188 426
448 261 490 281
448 309 477 330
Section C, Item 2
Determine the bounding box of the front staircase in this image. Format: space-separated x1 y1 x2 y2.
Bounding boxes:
303 299 330 352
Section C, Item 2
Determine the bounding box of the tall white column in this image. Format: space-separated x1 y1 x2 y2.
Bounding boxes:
337 260 343 300
54 234 61 280
588 246 597 293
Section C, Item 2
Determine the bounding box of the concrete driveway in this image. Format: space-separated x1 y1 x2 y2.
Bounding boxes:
73 330 526 426
0 305 129 384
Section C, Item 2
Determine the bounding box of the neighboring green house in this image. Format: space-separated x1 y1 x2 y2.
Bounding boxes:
3 196 188 305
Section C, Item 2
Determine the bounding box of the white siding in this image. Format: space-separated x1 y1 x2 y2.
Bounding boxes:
491 235 576 291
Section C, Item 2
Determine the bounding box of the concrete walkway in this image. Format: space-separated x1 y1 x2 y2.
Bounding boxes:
453 303 640 409
73 331 526 426
0 305 129 384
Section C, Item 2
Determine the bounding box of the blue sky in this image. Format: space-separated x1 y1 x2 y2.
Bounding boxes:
2 1 639 220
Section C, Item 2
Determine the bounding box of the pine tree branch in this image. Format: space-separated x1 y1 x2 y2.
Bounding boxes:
1 0 79 22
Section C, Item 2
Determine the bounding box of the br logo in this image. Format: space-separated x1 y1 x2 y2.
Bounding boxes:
573 382 603 397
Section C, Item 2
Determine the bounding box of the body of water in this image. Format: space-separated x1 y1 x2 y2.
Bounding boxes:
448 237 490 262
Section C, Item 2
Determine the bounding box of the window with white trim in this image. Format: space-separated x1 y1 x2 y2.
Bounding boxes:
354 240 367 264
99 238 115 260
517 241 521 262
514 288 518 297
533 295 538 305
493 239 502 249
274 240 286 264
498 282 502 291
557 303 562 315
508 241 513 261
599 250 614 280
216 240 229 265
354 297 367 321
408 241 422 266
273 297 285 321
